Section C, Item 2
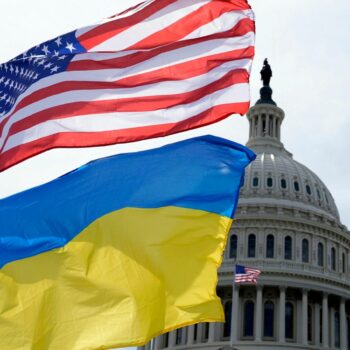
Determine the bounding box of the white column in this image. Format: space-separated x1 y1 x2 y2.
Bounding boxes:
322 293 329 348
187 326 195 345
230 285 240 344
340 298 348 350
315 303 321 347
302 289 308 345
208 322 216 342
154 336 162 350
255 285 263 341
169 331 176 348
279 287 286 343
197 323 203 343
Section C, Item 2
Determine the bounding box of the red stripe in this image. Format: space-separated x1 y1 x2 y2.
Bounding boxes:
0 46 254 133
70 18 254 71
2 69 248 141
0 102 249 171
113 1 146 18
78 0 177 50
126 2 249 50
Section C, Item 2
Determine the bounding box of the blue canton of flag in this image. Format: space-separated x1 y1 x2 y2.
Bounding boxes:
0 31 85 117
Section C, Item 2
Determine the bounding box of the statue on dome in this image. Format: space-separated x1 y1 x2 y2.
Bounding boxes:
260 58 272 86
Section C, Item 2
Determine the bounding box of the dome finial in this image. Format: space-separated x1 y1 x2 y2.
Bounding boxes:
260 58 272 87
256 58 276 105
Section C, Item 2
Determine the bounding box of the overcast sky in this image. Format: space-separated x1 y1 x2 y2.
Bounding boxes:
0 1 349 349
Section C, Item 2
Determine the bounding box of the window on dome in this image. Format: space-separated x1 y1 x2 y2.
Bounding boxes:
325 193 329 204
306 185 312 195
263 301 274 338
203 322 209 341
194 324 198 342
302 239 309 263
331 247 336 271
335 311 340 347
294 181 300 192
267 177 273 188
175 328 183 345
248 234 256 258
243 301 255 337
223 301 232 338
343 253 346 273
317 188 321 200
285 302 294 339
284 236 292 260
163 333 169 348
281 178 287 189
229 235 238 259
308 305 313 342
253 177 259 187
318 243 324 267
266 234 274 258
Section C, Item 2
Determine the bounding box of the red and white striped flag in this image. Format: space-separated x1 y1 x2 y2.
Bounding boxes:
0 0 255 171
235 264 261 284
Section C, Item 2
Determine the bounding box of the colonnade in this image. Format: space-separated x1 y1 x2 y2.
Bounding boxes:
142 285 350 350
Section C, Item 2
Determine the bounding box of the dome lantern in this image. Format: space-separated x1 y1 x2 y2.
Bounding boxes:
246 59 285 154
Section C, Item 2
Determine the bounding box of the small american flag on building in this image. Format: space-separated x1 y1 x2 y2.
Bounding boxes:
0 0 255 172
235 264 261 284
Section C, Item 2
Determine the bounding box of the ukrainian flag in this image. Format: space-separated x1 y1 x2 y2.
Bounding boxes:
0 136 255 350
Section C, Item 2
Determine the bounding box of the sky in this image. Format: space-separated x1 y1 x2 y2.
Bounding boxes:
0 0 349 349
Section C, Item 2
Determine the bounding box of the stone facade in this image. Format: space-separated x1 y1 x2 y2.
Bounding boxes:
139 86 350 350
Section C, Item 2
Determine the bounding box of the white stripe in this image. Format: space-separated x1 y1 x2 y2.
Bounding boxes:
92 0 211 51
3 83 249 152
0 59 251 148
184 9 254 40
0 33 254 122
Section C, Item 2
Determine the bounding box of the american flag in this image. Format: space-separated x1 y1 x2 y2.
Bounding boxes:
0 0 255 171
234 264 261 284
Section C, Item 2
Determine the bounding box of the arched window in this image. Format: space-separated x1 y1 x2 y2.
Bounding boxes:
335 311 340 347
281 178 287 189
229 235 238 259
342 253 346 273
223 301 232 338
248 234 256 258
331 247 336 271
302 239 309 263
267 177 273 188
284 236 292 260
175 329 183 345
285 302 294 339
306 184 312 195
243 301 255 337
263 301 274 338
294 181 300 192
317 188 322 200
308 305 313 342
163 333 169 348
318 243 324 267
253 177 259 187
203 323 209 341
266 234 274 258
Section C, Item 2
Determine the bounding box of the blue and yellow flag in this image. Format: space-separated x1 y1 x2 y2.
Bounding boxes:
0 136 255 350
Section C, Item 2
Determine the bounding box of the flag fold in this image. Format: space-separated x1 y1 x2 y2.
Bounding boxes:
0 135 255 350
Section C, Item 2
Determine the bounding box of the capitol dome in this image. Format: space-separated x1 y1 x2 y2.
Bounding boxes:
140 62 350 350
240 93 340 223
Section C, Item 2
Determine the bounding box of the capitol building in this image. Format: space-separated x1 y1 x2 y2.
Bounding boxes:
140 66 350 350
